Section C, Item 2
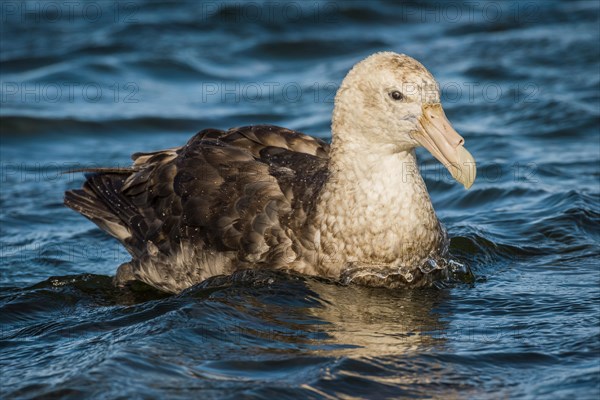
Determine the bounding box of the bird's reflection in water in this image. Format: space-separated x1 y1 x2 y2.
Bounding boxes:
190 269 451 357
304 279 450 356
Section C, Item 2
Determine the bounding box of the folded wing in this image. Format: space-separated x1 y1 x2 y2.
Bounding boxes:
65 125 329 291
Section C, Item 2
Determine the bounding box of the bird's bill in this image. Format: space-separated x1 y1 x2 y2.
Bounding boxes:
415 103 476 189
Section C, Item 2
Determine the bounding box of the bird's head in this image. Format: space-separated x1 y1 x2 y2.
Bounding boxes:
333 51 476 189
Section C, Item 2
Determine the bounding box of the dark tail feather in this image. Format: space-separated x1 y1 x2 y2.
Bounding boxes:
65 188 115 223
64 172 137 247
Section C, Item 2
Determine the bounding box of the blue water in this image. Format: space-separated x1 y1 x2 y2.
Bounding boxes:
1 1 599 398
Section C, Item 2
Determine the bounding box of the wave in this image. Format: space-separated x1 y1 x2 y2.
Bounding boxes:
0 115 218 136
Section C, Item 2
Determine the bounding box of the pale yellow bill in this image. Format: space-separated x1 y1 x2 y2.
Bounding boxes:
414 103 476 189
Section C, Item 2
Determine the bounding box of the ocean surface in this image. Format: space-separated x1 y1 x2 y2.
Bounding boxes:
1 0 599 398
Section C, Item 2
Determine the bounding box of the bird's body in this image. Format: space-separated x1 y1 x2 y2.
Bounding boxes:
65 52 476 293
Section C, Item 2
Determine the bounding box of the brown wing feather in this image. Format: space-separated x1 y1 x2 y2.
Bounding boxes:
64 125 329 292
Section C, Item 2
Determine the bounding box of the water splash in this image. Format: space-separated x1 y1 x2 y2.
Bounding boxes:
339 257 474 288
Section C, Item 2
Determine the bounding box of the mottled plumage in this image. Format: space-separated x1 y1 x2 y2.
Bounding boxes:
65 52 476 293
66 126 330 293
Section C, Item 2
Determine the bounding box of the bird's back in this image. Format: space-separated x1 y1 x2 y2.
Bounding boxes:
65 125 330 293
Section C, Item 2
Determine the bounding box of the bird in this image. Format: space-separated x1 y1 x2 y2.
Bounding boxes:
65 52 476 294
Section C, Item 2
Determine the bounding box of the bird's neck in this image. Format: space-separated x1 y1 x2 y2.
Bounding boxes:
315 131 443 272
324 140 438 227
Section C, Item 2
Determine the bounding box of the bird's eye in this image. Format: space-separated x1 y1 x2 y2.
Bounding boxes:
390 91 404 101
